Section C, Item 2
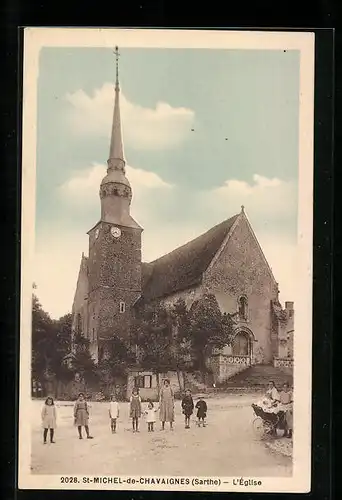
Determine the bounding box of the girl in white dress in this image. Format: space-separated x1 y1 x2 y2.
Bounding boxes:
41 397 57 444
109 394 120 433
144 400 159 432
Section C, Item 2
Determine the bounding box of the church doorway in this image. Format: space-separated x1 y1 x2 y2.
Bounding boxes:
231 331 251 356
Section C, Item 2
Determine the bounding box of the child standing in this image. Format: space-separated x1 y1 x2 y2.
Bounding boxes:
144 400 158 432
109 394 119 433
181 389 194 429
74 393 93 440
129 388 142 433
41 397 57 444
195 395 208 427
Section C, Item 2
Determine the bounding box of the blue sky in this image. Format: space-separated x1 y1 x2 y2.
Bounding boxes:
34 47 300 318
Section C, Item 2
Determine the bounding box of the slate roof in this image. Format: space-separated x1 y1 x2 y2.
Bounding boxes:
141 214 239 302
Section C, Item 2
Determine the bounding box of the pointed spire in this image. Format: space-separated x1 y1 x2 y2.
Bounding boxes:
108 46 125 172
115 45 119 89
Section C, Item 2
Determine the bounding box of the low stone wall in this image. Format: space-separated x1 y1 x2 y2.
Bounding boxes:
274 357 294 369
209 354 251 383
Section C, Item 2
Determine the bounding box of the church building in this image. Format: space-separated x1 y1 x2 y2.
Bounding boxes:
71 48 294 388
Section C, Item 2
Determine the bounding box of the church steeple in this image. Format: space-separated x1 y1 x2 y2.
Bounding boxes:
108 46 125 172
99 46 141 228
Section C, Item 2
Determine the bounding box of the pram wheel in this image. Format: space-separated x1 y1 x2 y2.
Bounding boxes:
253 417 265 438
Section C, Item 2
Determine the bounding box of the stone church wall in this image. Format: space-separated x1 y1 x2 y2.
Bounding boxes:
272 300 294 360
71 256 89 342
86 222 142 356
87 223 141 294
203 215 278 364
149 215 281 366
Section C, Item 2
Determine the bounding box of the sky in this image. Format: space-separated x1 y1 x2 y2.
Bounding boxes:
34 47 299 319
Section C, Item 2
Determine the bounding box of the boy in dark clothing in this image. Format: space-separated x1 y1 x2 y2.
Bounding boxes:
181 389 194 429
195 396 208 427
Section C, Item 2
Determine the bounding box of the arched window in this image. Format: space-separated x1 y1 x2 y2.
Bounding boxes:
231 331 250 356
238 296 248 321
119 301 126 313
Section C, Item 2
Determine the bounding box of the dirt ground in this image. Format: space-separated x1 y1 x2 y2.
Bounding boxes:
31 394 292 477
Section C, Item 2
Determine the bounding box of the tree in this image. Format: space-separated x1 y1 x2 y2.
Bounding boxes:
221 312 235 346
95 335 134 395
189 294 234 375
31 294 56 383
132 303 174 391
52 313 73 382
131 296 235 389
171 298 191 343
31 289 99 397
32 294 74 396
169 299 193 388
71 333 97 384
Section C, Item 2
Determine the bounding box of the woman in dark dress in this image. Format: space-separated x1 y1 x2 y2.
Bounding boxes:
195 395 208 427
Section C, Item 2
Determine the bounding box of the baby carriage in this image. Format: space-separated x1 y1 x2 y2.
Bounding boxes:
252 403 285 439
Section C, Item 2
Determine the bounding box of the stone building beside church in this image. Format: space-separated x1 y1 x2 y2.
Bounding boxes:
71 49 294 390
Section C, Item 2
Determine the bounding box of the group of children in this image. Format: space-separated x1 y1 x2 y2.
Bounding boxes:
127 388 158 433
256 381 293 438
181 389 207 428
126 387 208 433
41 392 94 443
40 388 208 443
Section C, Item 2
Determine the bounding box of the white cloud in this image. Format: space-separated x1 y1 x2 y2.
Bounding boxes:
64 83 195 150
209 175 297 304
34 232 88 319
127 165 173 190
59 163 104 202
255 232 296 304
59 162 173 207
210 174 297 222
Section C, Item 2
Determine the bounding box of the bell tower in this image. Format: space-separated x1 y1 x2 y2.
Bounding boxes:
87 46 143 362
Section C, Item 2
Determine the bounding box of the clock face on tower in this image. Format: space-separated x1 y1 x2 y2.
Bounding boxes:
110 226 121 238
95 229 99 239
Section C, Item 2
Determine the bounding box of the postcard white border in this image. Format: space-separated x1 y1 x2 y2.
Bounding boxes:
19 27 314 493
